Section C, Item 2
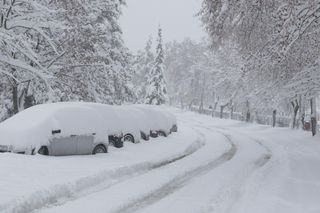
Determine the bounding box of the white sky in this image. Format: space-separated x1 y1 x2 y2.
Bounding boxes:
120 0 205 53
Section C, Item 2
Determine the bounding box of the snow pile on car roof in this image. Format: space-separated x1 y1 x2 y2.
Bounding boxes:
131 104 175 131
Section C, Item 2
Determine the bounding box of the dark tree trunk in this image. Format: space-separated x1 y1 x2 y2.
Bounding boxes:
272 110 277 127
245 100 250 122
24 95 35 109
230 105 234 119
301 113 305 130
12 85 19 115
297 95 303 129
246 111 251 122
310 98 317 136
220 105 224 119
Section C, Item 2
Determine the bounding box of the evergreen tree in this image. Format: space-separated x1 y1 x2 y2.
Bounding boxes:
133 36 154 101
145 27 168 105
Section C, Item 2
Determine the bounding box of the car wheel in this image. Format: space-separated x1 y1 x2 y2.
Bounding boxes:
171 125 178 132
38 146 49 156
92 144 107 154
150 130 158 138
124 134 135 143
158 131 168 137
109 139 124 148
141 132 150 141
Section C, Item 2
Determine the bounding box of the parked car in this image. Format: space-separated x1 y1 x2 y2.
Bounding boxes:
81 103 125 147
118 106 152 142
133 105 174 137
0 103 110 156
0 102 178 156
153 106 178 133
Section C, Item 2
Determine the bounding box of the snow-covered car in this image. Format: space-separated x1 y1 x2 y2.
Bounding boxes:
81 103 145 144
0 102 178 155
155 107 178 133
117 106 152 142
0 103 110 156
79 103 126 147
132 105 176 137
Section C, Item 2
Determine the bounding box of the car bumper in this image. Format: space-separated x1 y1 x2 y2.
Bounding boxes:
0 145 34 155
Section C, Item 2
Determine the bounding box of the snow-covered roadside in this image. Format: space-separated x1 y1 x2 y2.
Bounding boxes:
228 122 320 213
176 111 320 213
0 123 203 213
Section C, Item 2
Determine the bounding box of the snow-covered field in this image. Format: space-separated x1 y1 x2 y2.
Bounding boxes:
1 109 320 213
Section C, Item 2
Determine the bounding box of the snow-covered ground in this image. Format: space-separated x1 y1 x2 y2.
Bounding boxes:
0 109 319 213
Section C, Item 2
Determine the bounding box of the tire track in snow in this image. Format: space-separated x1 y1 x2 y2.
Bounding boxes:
156 116 273 213
2 133 205 213
110 132 237 213
191 122 273 213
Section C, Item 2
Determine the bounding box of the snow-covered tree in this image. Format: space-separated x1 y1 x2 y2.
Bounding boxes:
0 0 64 117
198 0 320 134
145 27 168 105
0 0 137 121
50 0 135 104
165 39 212 109
132 36 154 101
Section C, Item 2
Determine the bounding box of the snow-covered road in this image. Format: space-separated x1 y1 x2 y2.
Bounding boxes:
1 109 320 213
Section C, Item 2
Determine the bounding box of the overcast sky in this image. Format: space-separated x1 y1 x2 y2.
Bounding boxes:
120 0 205 53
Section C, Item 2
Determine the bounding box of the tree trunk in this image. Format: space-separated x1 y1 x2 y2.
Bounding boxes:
245 100 250 122
230 105 234 119
188 99 194 110
180 98 184 109
297 96 302 129
246 111 251 122
298 96 305 130
220 102 229 119
199 92 204 113
12 85 19 115
291 100 299 129
310 97 318 136
212 96 219 117
220 105 224 119
272 110 277 127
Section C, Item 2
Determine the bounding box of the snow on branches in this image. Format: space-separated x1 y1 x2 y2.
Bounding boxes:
198 0 320 134
145 27 168 105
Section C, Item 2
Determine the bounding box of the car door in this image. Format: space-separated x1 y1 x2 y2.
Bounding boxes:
76 135 94 155
49 136 78 156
